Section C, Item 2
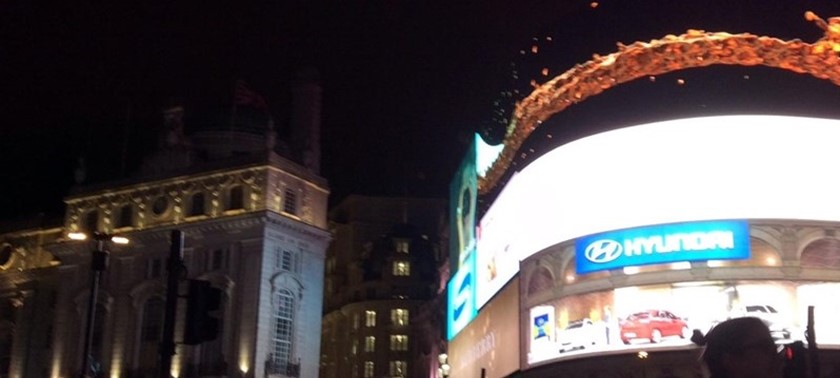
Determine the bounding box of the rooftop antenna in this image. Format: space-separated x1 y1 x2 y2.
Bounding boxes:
119 101 132 177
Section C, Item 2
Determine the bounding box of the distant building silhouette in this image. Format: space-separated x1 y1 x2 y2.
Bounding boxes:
320 196 447 378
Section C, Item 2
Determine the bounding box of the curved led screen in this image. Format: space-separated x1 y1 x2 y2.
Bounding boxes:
513 115 840 256
475 115 840 306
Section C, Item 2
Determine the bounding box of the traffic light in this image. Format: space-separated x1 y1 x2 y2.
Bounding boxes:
782 341 807 378
183 279 222 345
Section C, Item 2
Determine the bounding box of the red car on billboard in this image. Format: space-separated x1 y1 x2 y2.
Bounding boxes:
620 310 690 344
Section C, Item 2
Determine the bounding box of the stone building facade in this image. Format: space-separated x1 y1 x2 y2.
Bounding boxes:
0 74 330 378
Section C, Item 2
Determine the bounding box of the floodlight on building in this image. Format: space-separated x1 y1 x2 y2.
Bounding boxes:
110 236 129 245
68 232 88 241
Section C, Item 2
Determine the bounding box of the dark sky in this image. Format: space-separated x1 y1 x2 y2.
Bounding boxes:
3 0 840 221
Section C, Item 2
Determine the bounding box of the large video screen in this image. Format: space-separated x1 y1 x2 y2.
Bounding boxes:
473 115 840 308
526 280 840 367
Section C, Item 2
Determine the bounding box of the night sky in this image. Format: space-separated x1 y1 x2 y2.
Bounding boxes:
3 1 840 221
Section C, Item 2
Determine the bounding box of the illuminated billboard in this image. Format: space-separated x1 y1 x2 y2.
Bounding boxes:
449 278 519 378
450 140 477 270
498 115 840 258
525 280 840 367
448 250 477 340
469 115 840 306
575 220 750 274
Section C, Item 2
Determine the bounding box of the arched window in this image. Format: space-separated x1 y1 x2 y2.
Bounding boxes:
801 238 840 269
527 266 554 296
270 289 295 374
227 186 244 210
138 298 164 374
189 192 206 216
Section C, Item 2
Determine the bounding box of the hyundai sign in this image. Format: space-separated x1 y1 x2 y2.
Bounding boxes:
448 250 477 340
575 220 750 274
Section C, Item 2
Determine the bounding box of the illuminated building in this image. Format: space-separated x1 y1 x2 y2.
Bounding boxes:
446 17 840 378
0 72 330 378
319 196 446 378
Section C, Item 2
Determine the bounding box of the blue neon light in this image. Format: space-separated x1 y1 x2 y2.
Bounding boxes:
447 250 477 340
575 220 750 274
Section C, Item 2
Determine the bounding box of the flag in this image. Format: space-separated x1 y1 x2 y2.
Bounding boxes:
234 80 267 109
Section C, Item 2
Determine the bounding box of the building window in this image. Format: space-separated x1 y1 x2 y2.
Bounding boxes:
83 210 99 233
210 249 227 270
351 339 358 355
389 361 407 377
392 261 410 276
365 310 376 327
353 313 360 330
394 240 409 253
389 335 408 351
152 196 169 216
283 188 297 215
364 336 375 352
325 278 333 295
282 250 293 271
146 258 162 279
228 185 244 210
326 257 336 274
116 205 133 228
391 309 409 326
271 289 295 373
363 361 374 378
189 192 206 216
275 248 299 273
138 298 164 371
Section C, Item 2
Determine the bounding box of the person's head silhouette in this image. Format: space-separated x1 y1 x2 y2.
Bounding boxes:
694 317 783 378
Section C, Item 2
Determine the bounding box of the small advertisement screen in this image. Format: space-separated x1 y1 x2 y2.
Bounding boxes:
575 220 751 274
449 278 519 378
525 280 840 367
448 250 477 340
450 140 477 271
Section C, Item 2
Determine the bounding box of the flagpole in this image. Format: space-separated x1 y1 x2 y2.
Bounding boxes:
229 80 237 154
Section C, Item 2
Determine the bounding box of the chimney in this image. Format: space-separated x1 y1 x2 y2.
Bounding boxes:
291 68 322 174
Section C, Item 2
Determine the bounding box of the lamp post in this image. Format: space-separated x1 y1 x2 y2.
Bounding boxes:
69 232 128 378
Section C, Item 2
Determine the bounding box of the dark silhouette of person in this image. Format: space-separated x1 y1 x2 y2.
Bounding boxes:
693 317 784 378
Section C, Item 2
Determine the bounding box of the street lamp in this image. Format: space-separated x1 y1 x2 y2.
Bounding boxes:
437 353 450 378
69 231 129 378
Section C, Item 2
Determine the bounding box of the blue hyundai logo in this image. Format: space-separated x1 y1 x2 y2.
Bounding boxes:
584 239 623 263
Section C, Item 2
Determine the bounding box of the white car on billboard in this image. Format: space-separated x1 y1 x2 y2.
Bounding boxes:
557 318 601 352
730 304 791 339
